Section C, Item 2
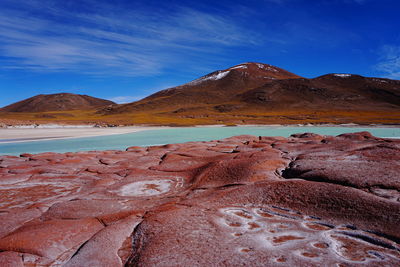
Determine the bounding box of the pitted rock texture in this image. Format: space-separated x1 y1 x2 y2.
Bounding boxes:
0 132 399 266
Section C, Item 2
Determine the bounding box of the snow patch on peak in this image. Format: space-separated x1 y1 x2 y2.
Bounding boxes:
334 74 352 78
256 63 278 72
230 65 248 70
212 70 230 80
372 78 388 83
184 70 230 86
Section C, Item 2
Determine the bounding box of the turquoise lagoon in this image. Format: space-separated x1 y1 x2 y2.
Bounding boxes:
0 126 399 156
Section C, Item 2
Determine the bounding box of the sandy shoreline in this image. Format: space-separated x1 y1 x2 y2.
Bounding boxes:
0 126 166 144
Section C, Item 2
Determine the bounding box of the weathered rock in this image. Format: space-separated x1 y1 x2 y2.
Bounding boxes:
0 208 42 238
0 132 399 266
42 199 143 225
64 215 142 267
131 201 400 266
0 218 103 261
0 251 24 267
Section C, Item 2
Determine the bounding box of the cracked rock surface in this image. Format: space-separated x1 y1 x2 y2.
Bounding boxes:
0 132 399 266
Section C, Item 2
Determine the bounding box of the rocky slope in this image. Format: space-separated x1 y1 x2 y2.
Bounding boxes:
241 74 400 110
100 62 302 114
99 63 400 117
0 132 399 266
1 93 115 113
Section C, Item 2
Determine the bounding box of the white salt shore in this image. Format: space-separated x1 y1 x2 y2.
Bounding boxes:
0 126 165 144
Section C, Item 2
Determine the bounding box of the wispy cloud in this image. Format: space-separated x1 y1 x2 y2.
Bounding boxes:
376 45 400 79
0 0 257 76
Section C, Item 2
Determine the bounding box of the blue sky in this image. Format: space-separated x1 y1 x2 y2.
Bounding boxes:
0 0 399 107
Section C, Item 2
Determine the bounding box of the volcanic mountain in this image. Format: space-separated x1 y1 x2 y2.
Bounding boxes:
100 62 302 114
99 62 400 120
1 93 115 113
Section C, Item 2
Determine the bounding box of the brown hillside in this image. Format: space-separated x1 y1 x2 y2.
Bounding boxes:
100 62 302 114
1 63 399 126
240 74 400 111
1 93 115 113
98 63 400 125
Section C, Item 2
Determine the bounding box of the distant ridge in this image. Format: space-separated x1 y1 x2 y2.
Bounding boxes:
100 62 302 114
1 62 399 125
240 73 400 110
99 62 400 116
1 93 115 113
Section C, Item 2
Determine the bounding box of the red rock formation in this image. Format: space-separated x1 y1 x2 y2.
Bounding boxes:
0 132 399 266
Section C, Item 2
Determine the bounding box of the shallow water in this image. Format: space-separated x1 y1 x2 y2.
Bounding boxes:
0 126 399 156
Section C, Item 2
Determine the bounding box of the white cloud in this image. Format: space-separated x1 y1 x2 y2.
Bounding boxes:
0 0 257 77
376 45 400 79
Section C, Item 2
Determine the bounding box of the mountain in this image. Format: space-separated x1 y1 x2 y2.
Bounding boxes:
1 63 399 125
240 74 400 110
1 93 115 113
100 62 302 114
97 63 400 125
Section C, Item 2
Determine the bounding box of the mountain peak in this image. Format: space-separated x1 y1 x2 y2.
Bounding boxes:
227 62 301 80
229 62 280 72
180 62 301 87
1 93 115 113
332 73 353 78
